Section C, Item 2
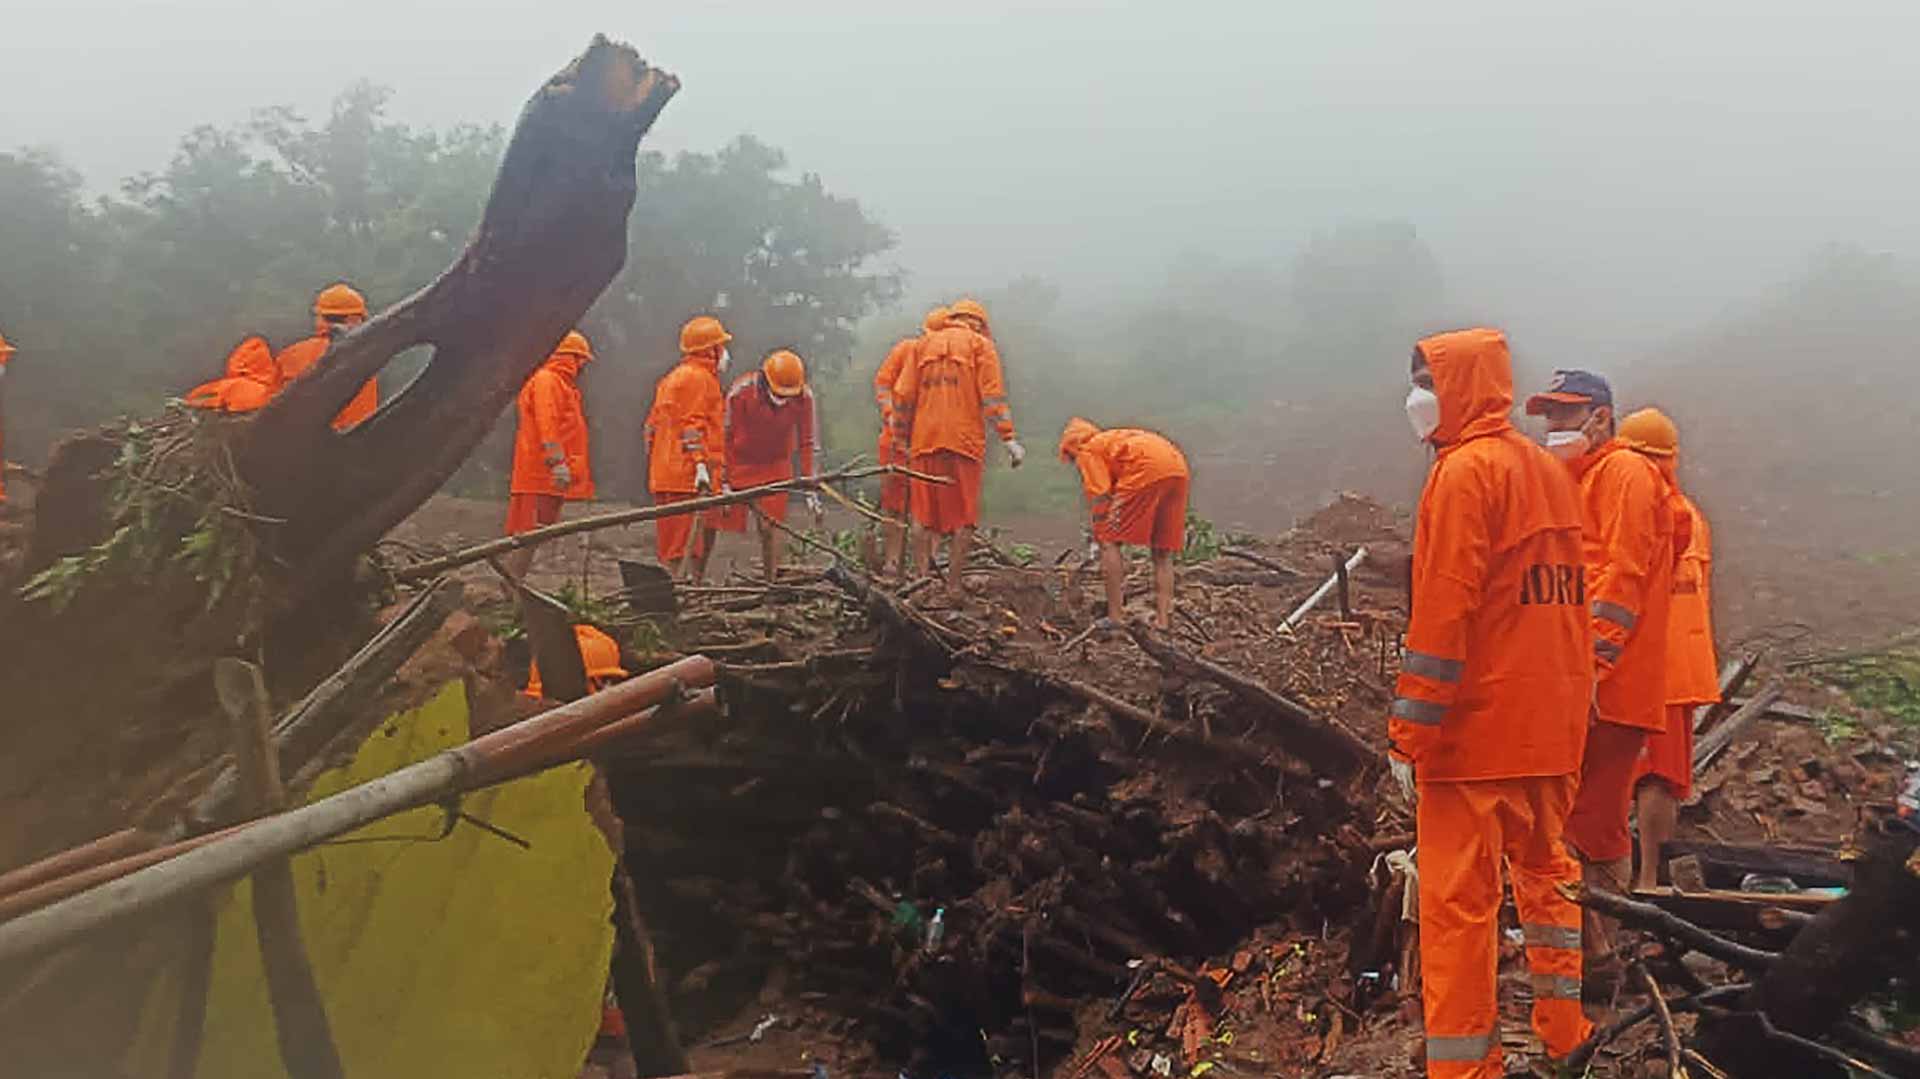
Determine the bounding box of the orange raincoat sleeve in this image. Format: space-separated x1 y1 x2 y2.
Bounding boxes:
1586 456 1664 680
1074 437 1117 524
876 339 913 417
890 348 922 454
1389 456 1492 763
976 337 1016 444
645 362 722 493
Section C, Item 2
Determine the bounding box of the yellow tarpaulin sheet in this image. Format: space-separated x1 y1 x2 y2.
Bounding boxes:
129 682 615 1078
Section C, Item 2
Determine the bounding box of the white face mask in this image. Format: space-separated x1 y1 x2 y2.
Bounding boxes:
1405 385 1440 442
1544 429 1590 461
718 347 732 373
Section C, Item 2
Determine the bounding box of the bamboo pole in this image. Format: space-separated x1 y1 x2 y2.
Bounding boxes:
394 465 944 583
0 656 716 965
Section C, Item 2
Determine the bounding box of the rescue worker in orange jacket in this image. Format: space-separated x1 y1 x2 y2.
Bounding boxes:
646 315 729 580
273 283 379 431
1527 370 1675 971
892 298 1023 600
1393 329 1593 1077
0 330 13 506
1057 419 1190 630
504 331 596 580
1620 410 1719 889
185 336 281 414
714 349 820 582
873 307 950 576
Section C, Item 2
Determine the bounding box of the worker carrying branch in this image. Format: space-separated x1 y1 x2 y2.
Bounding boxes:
1528 368 1675 984
274 282 380 431
646 315 729 581
1394 329 1593 1078
1056 418 1190 630
1620 408 1718 890
504 330 596 580
713 349 820 582
872 306 949 577
891 297 1023 600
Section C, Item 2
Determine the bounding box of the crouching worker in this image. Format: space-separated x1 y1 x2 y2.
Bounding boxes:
1056 418 1190 630
524 623 628 701
713 349 821 582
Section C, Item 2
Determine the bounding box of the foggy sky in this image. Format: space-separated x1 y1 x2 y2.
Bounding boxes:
6 0 1920 366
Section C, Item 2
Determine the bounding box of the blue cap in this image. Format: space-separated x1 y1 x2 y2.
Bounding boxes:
1525 369 1613 415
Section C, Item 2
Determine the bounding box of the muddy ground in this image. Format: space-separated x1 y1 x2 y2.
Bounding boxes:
385 485 1919 1079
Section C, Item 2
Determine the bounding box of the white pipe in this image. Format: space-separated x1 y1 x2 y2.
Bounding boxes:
1281 546 1369 631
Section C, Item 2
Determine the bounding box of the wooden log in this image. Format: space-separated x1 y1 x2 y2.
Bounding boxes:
1694 652 1760 735
1570 884 1780 972
1122 623 1379 775
1694 683 1784 774
1629 887 1834 939
186 579 462 830
1658 841 1852 890
1702 828 1920 1077
213 658 344 1079
0 658 717 964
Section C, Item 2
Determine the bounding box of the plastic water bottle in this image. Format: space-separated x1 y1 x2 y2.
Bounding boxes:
924 907 946 953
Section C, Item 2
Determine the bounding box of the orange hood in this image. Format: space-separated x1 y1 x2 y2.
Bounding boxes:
1417 327 1514 447
226 335 278 383
1058 417 1099 461
544 353 585 382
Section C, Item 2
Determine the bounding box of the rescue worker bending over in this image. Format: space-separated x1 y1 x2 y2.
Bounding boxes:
525 623 628 700
891 298 1023 600
873 307 949 577
1393 329 1593 1077
1056 418 1190 630
646 316 729 581
505 331 596 580
274 283 379 431
715 349 820 583
1527 369 1675 981
1619 409 1719 889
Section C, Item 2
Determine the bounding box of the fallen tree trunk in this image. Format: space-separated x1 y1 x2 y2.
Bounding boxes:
0 36 679 870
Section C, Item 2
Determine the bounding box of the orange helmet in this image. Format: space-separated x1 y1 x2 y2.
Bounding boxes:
679 315 731 355
923 306 952 333
1058 417 1099 462
525 624 629 699
762 349 806 398
949 298 989 329
1617 407 1678 457
313 283 368 318
0 330 14 361
554 330 594 360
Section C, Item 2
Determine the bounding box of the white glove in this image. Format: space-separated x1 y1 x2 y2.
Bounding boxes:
1390 755 1417 806
1005 439 1026 468
695 462 713 493
550 461 573 490
806 491 824 517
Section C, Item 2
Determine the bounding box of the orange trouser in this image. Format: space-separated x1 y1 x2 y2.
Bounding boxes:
1418 775 1592 1078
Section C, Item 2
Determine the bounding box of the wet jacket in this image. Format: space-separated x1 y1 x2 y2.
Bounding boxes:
1573 440 1675 731
725 371 818 485
645 354 724 494
874 336 918 463
1664 488 1719 707
511 353 593 499
892 324 1015 461
186 336 280 413
1389 328 1591 782
274 332 379 430
1071 427 1190 521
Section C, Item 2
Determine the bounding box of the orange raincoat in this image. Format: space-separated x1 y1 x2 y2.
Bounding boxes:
186 336 280 414
891 323 1015 462
1573 441 1675 731
1663 488 1717 706
875 337 917 464
645 354 724 495
1394 329 1592 1078
1062 423 1191 552
511 352 593 500
274 332 379 430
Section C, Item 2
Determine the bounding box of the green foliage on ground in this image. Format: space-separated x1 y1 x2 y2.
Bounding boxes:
1813 649 1920 727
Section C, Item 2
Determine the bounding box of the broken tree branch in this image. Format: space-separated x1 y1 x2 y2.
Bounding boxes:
1569 884 1780 972
394 465 937 583
1563 983 1749 1071
1693 682 1784 774
1635 960 1684 1079
1122 622 1380 775
213 658 344 1079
